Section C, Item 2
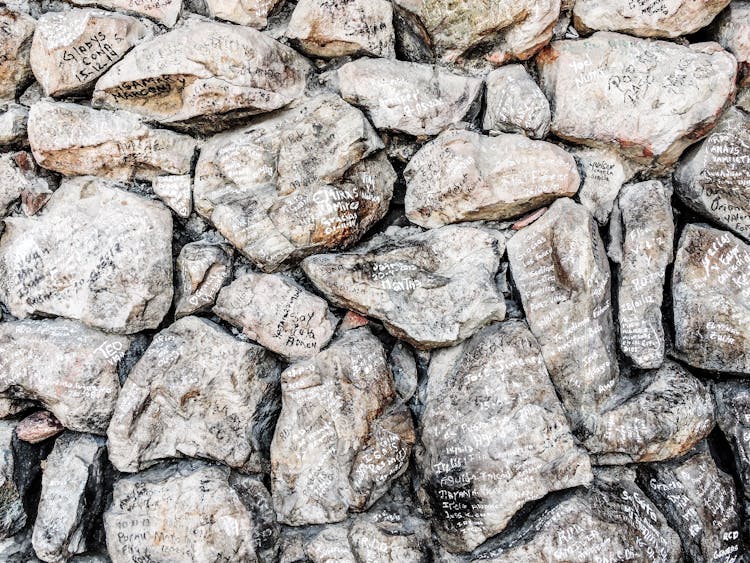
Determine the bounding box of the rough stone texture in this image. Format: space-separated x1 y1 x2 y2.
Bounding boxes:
302 225 506 349
205 0 281 27
715 1 750 83
714 381 750 499
337 58 483 136
483 64 551 139
68 0 182 27
389 342 417 401
0 9 35 102
0 103 28 145
15 411 64 444
174 238 233 318
538 32 737 166
152 174 191 218
0 420 41 539
271 328 415 525
404 129 579 227
572 146 638 224
107 316 281 473
0 177 173 333
0 150 48 216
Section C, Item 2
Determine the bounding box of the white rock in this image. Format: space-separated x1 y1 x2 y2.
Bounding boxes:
0 151 48 216
152 174 191 217
0 103 27 145
483 64 551 139
68 0 182 27
205 0 281 27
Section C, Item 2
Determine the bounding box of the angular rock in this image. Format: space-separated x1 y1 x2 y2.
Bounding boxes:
538 32 737 166
174 238 233 318
338 58 482 136
483 64 551 139
416 320 592 553
0 422 32 539
404 129 579 227
714 381 750 500
0 530 35 562
30 9 147 97
205 0 281 27
715 2 750 83
0 177 173 333
0 103 28 145
271 328 415 525
573 146 637 224
68 0 181 27
107 316 281 473
15 411 64 444
609 180 674 368
152 174 191 218
389 342 418 401
0 151 48 216
214 272 338 362
194 94 394 272
0 9 35 101
302 225 506 349
93 19 310 132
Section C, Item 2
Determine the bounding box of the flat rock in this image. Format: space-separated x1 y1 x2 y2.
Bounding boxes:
0 421 42 539
0 151 49 216
0 9 35 101
194 94 394 272
174 238 233 318
713 380 750 498
107 316 281 473
0 177 173 333
0 103 28 145
538 32 737 166
302 224 506 349
404 129 579 227
15 411 64 444
337 58 483 136
271 328 415 525
205 0 282 27
572 146 637 224
483 64 551 139
68 0 182 27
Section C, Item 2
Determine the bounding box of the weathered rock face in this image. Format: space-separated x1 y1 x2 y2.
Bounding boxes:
92 19 310 132
104 461 279 563
0 151 48 217
152 173 191 217
483 65 551 139
404 130 579 228
28 101 196 181
538 32 737 166
0 9 35 102
15 411 64 444
205 0 281 27
68 0 182 27
715 2 750 81
0 102 28 146
194 94 394 272
416 320 592 553
271 328 415 525
0 421 42 539
174 238 233 318
107 316 281 473
337 58 483 136
672 223 750 374
303 225 506 349
573 147 637 224
0 320 127 434
0 177 173 333
714 381 750 498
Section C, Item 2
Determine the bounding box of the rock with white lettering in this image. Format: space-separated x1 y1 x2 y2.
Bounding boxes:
714 381 750 499
0 421 43 539
0 103 27 146
416 320 592 553
0 177 173 333
404 130 579 228
104 461 279 563
194 94 394 272
609 180 674 368
302 225 506 349
205 0 281 27
107 316 281 473
573 147 638 224
152 174 191 218
0 151 48 217
68 0 182 27
271 328 415 525
93 19 310 132
715 2 750 83
538 32 737 166
338 58 483 136
174 239 233 318
483 65 551 139
0 9 35 102
213 272 338 362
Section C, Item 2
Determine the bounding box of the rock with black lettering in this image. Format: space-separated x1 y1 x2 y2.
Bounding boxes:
337 58 483 136
404 130 579 227
573 147 638 224
714 381 750 498
483 65 551 139
69 0 181 26
416 320 592 553
174 238 233 318
715 2 750 83
0 103 27 146
0 151 49 217
0 177 173 333
538 32 736 166
302 225 506 349
194 94 394 272
205 0 282 27
271 328 415 525
0 9 35 101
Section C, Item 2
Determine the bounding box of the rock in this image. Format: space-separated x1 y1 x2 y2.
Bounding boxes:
572 0 730 38
715 2 750 83
104 461 279 563
152 174 191 218
389 342 418 401
483 64 551 139
713 380 750 498
538 32 737 166
302 224 506 349
672 223 750 374
337 58 483 136
194 94 394 272
416 320 592 553
205 0 281 27
92 18 310 132
0 103 28 145
32 432 107 562
287 0 395 59
0 530 35 562
608 180 674 369
573 146 638 224
271 328 415 525
174 238 233 318
0 420 43 539
0 9 35 101
15 411 64 444
213 272 338 362
403 129 579 228
0 177 173 333
30 9 147 97
107 316 281 473
68 0 181 27
0 151 48 216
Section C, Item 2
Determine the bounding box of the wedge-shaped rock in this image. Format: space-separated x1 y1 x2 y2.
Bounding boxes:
416 321 592 553
271 328 415 525
68 0 182 27
15 411 64 444
0 178 173 333
338 58 482 136
672 224 750 373
0 9 35 101
716 2 750 83
0 151 49 217
303 225 506 349
0 421 43 539
93 19 310 132
104 461 279 563
152 174 191 217
404 130 579 228
205 0 281 27
538 32 736 166
483 65 550 139
573 146 637 224
714 381 750 498
194 94 394 272
107 316 281 473
30 9 147 97
174 238 233 318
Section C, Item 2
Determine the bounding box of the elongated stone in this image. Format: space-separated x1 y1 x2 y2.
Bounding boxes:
68 0 182 27
205 0 282 27
0 421 43 539
0 9 35 101
715 2 750 83
15 411 63 444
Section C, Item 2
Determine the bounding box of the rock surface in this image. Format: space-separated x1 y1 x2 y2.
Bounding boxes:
68 0 182 27
0 9 35 101
483 64 551 139
0 103 28 145
573 147 637 224
205 0 281 27
14 411 64 444
715 2 750 82
0 421 41 539
0 150 48 216
174 238 233 318
152 173 191 218
714 380 750 499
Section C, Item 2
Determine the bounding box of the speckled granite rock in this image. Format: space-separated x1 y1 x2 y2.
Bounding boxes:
174 238 233 318
0 150 48 216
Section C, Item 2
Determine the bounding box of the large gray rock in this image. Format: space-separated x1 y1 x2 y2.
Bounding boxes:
0 177 173 333
174 238 233 319
404 129 579 228
572 146 638 224
68 0 182 27
714 380 750 498
538 32 737 166
302 225 506 349
107 316 281 473
483 64 551 139
0 421 42 539
205 0 282 27
0 9 35 101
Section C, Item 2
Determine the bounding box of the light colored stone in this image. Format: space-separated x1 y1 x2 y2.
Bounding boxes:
14 411 63 444
0 151 48 216
205 0 281 27
174 238 233 318
68 0 182 27
0 9 35 101
483 64 551 139
572 146 637 224
716 1 750 84
0 103 27 145
152 174 191 217
714 380 750 499
0 421 40 539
